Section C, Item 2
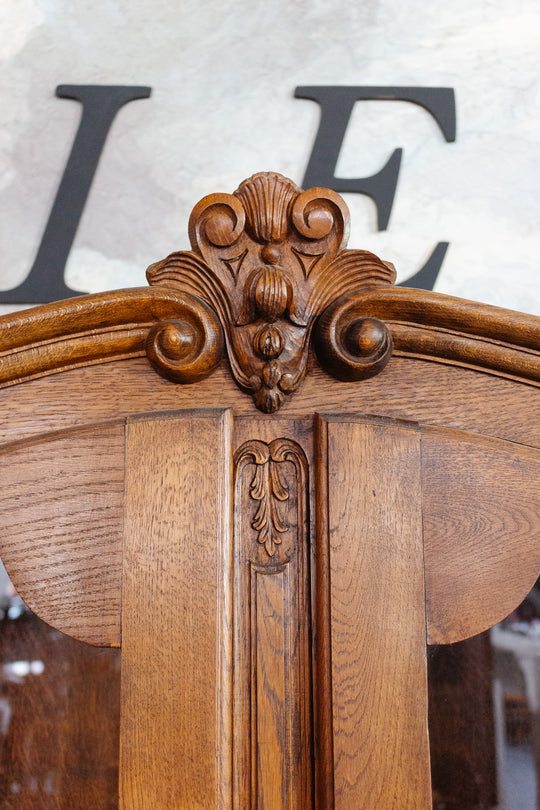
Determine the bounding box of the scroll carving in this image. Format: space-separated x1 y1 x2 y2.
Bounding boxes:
144 294 224 384
313 293 393 381
0 287 224 390
147 171 395 412
5 173 540 399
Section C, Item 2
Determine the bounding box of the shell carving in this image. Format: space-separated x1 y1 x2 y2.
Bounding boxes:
147 172 395 412
235 173 299 243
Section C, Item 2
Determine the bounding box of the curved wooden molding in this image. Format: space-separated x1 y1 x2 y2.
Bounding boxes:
0 286 223 387
1 173 540 404
0 420 125 646
314 286 540 386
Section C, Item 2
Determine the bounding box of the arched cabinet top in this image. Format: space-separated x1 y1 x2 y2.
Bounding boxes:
0 170 539 416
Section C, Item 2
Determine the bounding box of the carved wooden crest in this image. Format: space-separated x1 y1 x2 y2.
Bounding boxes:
4 171 539 413
147 172 395 412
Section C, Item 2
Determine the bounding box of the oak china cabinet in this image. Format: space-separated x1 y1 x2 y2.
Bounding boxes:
0 172 538 808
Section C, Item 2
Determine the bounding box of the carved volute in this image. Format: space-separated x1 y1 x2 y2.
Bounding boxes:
147 171 395 412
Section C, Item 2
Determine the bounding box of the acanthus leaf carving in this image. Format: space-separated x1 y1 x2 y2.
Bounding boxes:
147 171 395 412
246 440 289 557
234 438 307 558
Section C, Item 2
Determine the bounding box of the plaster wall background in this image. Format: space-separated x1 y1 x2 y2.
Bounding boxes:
1 0 539 315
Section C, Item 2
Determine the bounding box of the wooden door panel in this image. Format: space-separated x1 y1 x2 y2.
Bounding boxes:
233 437 312 809
423 428 540 644
1 171 540 808
315 414 432 809
0 421 124 646
120 409 233 810
1 408 539 808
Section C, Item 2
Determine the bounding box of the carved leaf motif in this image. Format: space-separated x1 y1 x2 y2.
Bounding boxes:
249 457 289 556
235 438 300 558
233 436 312 807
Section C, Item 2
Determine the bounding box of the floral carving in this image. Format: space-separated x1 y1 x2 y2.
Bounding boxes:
147 172 395 412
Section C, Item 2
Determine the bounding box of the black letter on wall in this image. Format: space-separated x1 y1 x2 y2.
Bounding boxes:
295 86 456 289
0 85 151 304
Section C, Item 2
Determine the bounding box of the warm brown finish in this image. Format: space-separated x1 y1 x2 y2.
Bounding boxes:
1 358 540 450
0 173 539 808
320 285 540 385
2 174 540 418
315 415 431 808
119 410 232 809
0 421 124 645
423 428 540 644
0 286 223 389
234 438 312 808
148 171 394 413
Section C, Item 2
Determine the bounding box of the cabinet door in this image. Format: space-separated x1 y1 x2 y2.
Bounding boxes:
314 415 431 809
1 409 539 809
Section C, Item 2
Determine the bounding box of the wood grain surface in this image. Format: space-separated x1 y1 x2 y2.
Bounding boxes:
0 173 540 809
147 172 394 413
234 437 312 809
423 427 540 644
0 286 223 389
316 414 432 809
328 285 540 383
2 175 540 414
0 421 124 645
119 409 233 810
0 357 539 451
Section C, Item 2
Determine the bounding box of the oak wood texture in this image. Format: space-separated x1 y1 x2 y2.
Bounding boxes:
0 172 539 808
233 437 312 808
148 172 394 413
1 358 540 451
423 427 540 644
322 285 540 385
0 421 124 645
0 286 223 388
315 414 432 809
119 410 233 810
